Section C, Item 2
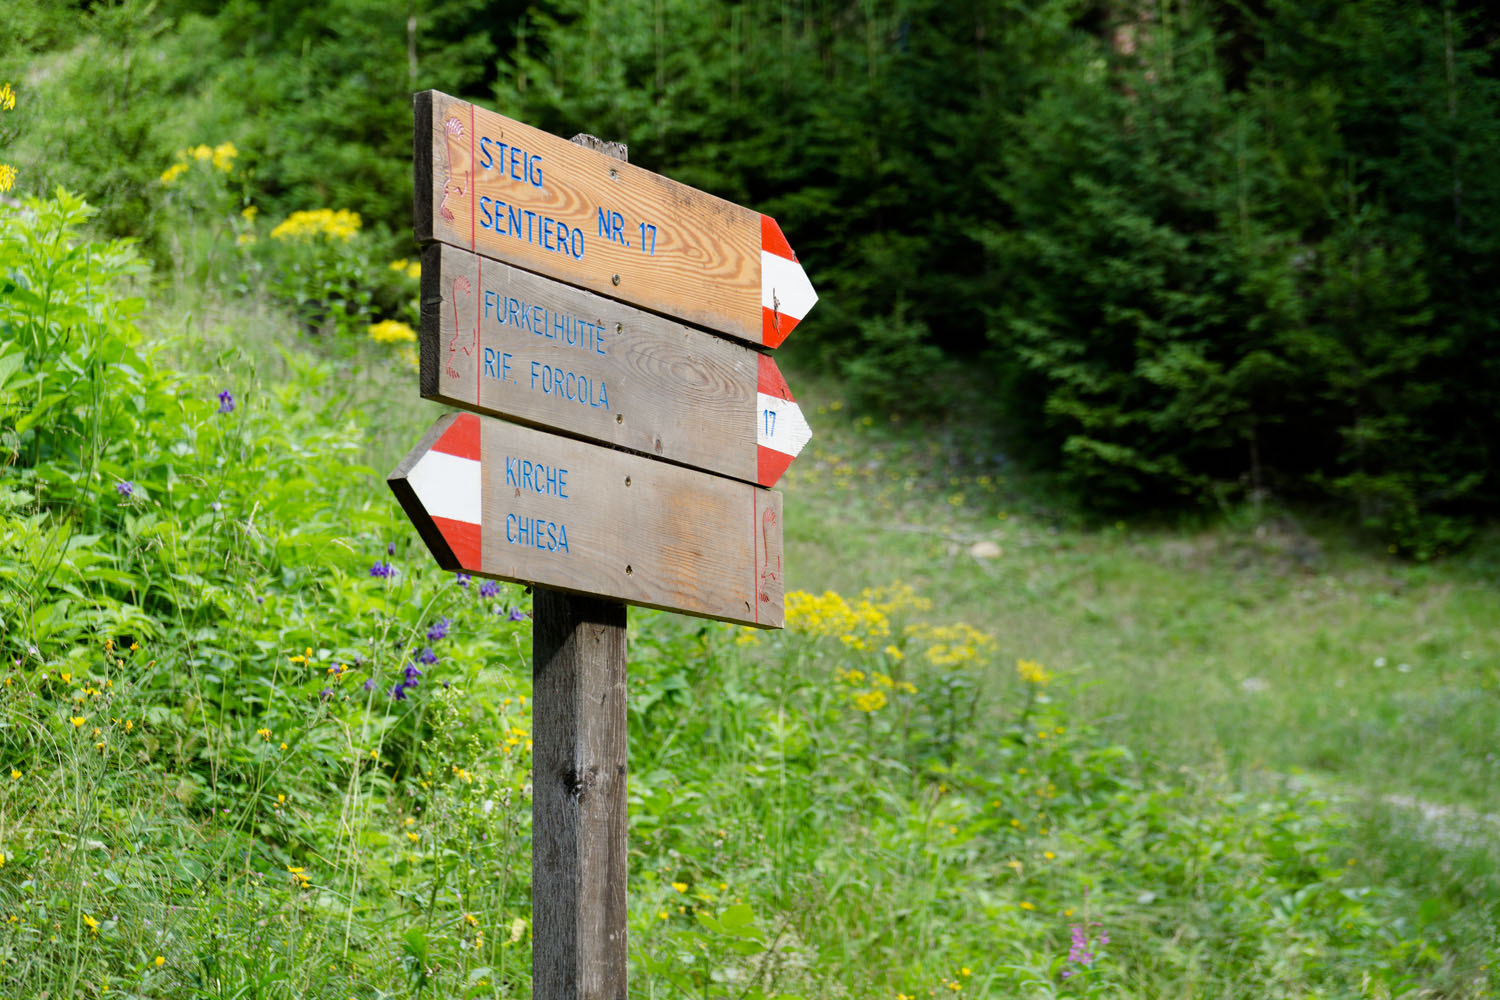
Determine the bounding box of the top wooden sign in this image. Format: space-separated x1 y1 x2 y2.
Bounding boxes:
414 91 817 348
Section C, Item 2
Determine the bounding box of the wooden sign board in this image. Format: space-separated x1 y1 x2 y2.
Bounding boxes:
419 243 811 488
388 412 785 627
414 90 817 349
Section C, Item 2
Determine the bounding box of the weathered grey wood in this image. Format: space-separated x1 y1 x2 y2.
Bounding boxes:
419 242 809 487
386 411 786 628
533 589 628 1000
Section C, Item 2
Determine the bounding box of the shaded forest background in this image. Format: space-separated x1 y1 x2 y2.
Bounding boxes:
3 0 1498 553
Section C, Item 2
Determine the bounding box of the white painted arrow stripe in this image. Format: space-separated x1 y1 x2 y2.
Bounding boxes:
761 250 818 320
408 449 482 524
755 392 812 457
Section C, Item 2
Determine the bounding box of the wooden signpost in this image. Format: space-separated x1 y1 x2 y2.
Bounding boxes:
415 90 817 348
393 96 816 1000
419 243 811 488
388 410 784 627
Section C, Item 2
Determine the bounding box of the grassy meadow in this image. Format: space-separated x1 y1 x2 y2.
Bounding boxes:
2 160 1499 1000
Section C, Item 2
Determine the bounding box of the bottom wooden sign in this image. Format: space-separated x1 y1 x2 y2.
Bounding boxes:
389 412 784 627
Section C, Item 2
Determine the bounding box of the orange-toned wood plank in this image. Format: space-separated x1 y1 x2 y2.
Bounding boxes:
415 91 816 348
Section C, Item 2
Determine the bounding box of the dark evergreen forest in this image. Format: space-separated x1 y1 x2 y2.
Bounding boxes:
5 0 1497 553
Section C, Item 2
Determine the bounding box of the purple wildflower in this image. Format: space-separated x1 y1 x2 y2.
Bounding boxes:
479 580 500 599
116 481 134 497
389 683 408 701
1061 922 1106 980
426 617 451 642
387 541 396 556
370 560 393 578
417 647 438 665
507 607 527 622
363 678 375 692
217 390 235 414
455 573 471 588
403 663 423 685
319 687 334 701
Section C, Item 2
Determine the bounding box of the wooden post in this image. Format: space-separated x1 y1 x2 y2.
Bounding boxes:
531 133 630 1000
533 588 628 1000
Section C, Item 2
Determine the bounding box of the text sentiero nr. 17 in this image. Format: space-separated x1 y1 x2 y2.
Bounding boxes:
474 134 661 263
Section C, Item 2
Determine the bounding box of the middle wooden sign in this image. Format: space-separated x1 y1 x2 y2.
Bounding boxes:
419 242 811 488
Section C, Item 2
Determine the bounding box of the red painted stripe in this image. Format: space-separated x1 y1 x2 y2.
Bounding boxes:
760 214 796 261
433 515 482 570
475 257 483 408
433 412 481 461
757 446 795 489
468 102 476 252
757 353 792 400
752 488 759 624
761 306 800 350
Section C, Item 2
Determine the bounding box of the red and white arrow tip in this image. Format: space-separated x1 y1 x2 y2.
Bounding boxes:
392 413 484 570
756 354 812 488
760 216 817 349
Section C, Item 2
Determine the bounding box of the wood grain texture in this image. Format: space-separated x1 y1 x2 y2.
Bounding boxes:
420 242 767 483
533 589 628 1000
387 411 785 628
416 90 763 344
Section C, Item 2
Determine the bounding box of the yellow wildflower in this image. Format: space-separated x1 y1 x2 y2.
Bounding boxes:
0 163 15 193
671 882 688 893
189 144 213 162
124 720 133 732
0 83 14 111
852 689 887 712
83 913 100 932
61 672 71 684
10 770 19 780
389 258 410 272
159 162 188 186
289 648 312 664
1016 659 1051 685
270 208 361 241
242 205 258 221
236 233 257 246
256 728 271 740
1019 901 1034 911
368 319 417 343
211 141 237 172
70 716 87 728
463 912 479 926
407 831 420 843
155 955 165 966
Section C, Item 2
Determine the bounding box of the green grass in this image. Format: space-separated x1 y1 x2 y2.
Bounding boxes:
2 190 1498 999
